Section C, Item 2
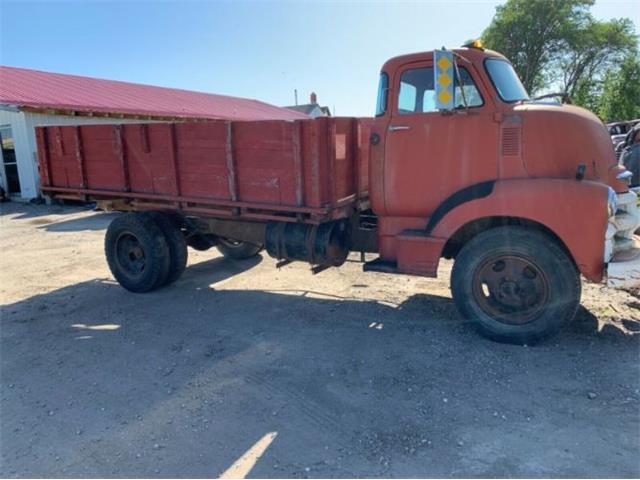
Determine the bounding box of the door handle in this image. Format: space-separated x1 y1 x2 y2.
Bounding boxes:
388 125 411 132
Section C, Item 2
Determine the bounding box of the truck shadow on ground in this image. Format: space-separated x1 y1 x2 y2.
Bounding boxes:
0 201 93 220
36 211 119 232
2 255 639 478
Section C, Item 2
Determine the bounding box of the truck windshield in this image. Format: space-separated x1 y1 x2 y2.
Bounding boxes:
485 59 529 102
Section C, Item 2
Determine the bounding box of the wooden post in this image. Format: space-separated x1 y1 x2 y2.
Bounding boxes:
74 126 87 188
169 124 181 196
225 121 239 203
37 128 53 187
292 121 304 207
113 125 130 192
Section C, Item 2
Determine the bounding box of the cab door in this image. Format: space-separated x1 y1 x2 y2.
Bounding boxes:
382 60 499 218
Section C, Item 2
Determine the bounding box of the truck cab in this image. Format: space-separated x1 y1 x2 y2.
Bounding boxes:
366 45 640 342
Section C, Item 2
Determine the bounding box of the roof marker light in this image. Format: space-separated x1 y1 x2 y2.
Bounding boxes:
463 39 484 50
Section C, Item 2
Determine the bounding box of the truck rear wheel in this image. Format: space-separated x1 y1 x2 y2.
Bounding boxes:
451 226 581 344
105 213 170 293
143 212 188 286
217 238 263 260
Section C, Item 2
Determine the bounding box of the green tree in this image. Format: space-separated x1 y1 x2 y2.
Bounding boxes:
482 0 593 94
596 53 640 122
555 18 636 98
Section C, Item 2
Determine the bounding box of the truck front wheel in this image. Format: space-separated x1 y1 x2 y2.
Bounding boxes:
451 226 581 344
217 238 263 260
105 213 170 293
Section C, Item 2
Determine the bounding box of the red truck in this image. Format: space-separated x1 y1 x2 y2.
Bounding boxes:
36 44 640 344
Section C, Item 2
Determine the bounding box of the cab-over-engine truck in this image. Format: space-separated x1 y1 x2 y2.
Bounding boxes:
36 44 640 344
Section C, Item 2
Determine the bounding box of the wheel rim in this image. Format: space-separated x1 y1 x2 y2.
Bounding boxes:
115 232 146 277
471 254 550 325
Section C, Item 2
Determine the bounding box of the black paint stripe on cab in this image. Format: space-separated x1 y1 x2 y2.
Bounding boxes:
424 181 496 235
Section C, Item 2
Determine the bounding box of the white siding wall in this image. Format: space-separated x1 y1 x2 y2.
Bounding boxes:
0 108 151 199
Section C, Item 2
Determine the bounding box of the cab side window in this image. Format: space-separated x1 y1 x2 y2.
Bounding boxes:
398 66 483 114
398 68 434 114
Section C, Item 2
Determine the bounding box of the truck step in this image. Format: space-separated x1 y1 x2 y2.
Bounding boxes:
363 257 399 274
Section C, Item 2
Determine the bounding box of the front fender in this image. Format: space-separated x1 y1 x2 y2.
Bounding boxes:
430 178 609 282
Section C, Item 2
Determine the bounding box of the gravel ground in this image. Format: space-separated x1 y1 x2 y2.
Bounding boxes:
1 202 639 478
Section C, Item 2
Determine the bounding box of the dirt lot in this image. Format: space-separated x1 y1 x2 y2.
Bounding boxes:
1 202 639 478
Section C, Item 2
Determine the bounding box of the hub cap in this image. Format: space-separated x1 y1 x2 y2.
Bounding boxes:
115 232 146 277
472 255 550 325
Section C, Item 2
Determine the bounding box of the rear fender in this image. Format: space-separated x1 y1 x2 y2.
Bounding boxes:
431 178 609 282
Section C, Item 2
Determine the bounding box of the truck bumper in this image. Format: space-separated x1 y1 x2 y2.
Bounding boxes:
607 245 640 289
605 190 640 289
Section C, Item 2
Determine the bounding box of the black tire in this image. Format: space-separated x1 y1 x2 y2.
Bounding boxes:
451 226 581 345
217 238 263 260
187 234 218 251
105 213 170 293
143 212 188 286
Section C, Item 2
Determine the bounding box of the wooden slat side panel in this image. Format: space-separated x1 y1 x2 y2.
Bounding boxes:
36 119 366 215
330 117 357 203
174 122 230 200
124 124 176 194
301 118 329 208
45 126 84 188
234 120 297 206
80 125 128 190
35 128 52 187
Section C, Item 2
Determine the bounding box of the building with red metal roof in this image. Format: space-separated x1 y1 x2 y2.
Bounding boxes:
0 65 308 199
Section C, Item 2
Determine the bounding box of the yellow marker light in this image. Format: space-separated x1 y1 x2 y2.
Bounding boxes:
463 39 484 50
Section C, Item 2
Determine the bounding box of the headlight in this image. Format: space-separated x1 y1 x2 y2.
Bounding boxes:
607 187 617 217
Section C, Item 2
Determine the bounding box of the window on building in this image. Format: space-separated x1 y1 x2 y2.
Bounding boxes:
0 126 21 194
398 66 483 114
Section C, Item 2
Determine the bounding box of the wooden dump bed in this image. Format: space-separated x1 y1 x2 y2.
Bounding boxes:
36 117 372 223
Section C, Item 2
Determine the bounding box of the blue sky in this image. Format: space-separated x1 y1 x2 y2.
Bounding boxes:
1 0 638 116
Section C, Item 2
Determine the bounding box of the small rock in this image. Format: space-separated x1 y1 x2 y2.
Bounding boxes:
457 440 464 447
153 443 162 450
442 398 448 403
588 392 597 400
48 410 54 416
